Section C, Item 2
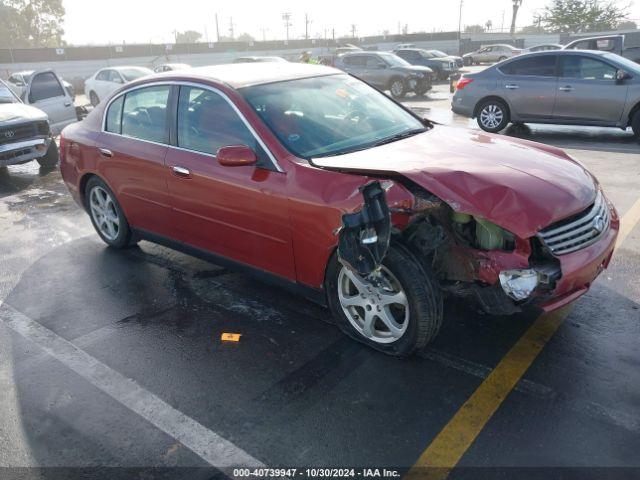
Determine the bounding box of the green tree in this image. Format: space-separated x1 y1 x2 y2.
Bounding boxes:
237 33 255 43
519 24 548 34
536 0 629 33
0 0 65 47
175 30 202 44
464 24 486 34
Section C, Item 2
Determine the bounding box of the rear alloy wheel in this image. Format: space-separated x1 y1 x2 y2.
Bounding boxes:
85 177 136 248
477 99 510 133
389 78 407 99
327 245 443 357
89 91 100 107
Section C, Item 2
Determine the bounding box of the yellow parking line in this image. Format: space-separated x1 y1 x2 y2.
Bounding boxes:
406 199 640 480
616 197 640 249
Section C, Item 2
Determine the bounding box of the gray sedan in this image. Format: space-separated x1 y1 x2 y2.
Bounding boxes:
452 50 640 137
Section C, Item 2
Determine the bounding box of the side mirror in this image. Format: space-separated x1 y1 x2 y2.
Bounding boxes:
616 70 631 84
217 145 257 167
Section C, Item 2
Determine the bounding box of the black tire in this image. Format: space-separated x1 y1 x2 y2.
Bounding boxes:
389 78 407 99
631 110 640 138
476 98 510 133
85 176 137 248
89 91 100 107
498 56 507 62
37 141 59 168
326 245 443 357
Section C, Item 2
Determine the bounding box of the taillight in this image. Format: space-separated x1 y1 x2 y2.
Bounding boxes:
456 77 474 90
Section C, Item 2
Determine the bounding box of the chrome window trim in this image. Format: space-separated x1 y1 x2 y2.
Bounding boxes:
101 80 284 173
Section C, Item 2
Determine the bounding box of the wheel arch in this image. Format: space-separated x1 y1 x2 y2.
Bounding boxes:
627 100 640 127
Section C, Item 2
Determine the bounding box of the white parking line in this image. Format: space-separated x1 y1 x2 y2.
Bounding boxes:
0 301 263 468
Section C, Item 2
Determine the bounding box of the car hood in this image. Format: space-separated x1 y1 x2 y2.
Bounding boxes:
0 102 48 123
312 127 597 238
393 65 433 74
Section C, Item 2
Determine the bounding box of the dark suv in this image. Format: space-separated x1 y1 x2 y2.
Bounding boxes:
394 48 460 80
334 52 433 98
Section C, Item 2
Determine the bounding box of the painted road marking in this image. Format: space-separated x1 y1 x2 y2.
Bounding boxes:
408 200 640 480
0 302 263 469
616 197 640 248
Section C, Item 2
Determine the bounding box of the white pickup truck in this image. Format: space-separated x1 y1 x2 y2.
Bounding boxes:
6 69 77 135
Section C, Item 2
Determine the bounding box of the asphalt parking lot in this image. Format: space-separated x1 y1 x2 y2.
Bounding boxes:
1 78 639 479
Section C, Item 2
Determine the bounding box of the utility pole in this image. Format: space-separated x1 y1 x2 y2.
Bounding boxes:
510 0 523 36
351 24 357 38
282 12 292 41
304 13 311 40
215 13 220 42
229 17 235 40
458 0 464 55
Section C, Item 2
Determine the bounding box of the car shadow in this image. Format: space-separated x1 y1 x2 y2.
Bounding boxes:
0 163 60 199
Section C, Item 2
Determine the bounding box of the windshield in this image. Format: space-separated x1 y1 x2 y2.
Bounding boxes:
241 74 426 159
0 82 19 104
379 53 410 67
119 68 152 81
428 50 448 58
605 53 640 75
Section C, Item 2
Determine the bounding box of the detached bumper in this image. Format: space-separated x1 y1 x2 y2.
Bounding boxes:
0 137 51 167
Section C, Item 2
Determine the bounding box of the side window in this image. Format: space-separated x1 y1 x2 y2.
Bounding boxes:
105 95 124 133
344 55 366 67
96 70 110 81
121 86 170 143
366 56 386 68
177 86 257 156
30 72 65 102
108 70 123 83
561 56 617 80
500 56 557 76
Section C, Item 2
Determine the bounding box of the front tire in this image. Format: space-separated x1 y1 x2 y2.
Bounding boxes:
476 98 510 133
37 141 59 168
389 78 407 99
326 245 443 357
85 177 137 248
89 91 100 107
631 110 640 138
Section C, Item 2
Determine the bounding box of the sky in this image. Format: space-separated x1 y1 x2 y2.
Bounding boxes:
62 0 640 45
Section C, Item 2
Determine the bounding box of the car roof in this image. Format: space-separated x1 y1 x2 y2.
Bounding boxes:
152 62 341 89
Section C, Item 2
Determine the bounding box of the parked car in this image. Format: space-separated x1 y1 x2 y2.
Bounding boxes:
4 70 76 135
84 66 153 106
233 56 287 63
0 79 58 168
8 70 76 100
153 63 191 73
335 51 433 98
525 44 563 53
564 34 640 64
394 48 460 80
425 49 464 68
463 44 521 65
59 63 618 356
452 50 640 136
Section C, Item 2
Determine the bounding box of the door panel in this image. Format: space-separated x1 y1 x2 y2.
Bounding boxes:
553 55 627 123
28 72 76 134
166 85 295 280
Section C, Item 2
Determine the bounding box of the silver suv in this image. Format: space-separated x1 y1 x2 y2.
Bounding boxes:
452 50 640 136
334 52 433 98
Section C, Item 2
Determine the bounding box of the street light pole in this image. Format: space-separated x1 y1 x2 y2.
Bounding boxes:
458 0 464 55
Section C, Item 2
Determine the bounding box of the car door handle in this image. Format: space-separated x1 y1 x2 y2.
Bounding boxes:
64 101 72 107
559 85 574 92
505 84 519 89
171 166 191 177
99 148 112 157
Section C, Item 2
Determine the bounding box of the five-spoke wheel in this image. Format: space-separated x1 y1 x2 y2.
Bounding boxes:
85 177 136 248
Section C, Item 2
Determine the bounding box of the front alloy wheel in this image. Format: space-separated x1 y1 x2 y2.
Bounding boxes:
389 79 406 99
477 99 510 133
327 245 443 357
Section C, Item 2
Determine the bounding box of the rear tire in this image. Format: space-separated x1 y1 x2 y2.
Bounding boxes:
89 91 100 107
85 177 137 248
498 56 507 62
37 141 59 168
631 110 640 138
476 98 510 133
326 245 443 357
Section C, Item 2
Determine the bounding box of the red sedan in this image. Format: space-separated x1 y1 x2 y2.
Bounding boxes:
59 63 618 356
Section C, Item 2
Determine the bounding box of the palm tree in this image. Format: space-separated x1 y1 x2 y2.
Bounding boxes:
510 0 523 35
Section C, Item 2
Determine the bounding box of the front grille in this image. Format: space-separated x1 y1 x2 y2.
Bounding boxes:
0 122 37 145
537 191 610 255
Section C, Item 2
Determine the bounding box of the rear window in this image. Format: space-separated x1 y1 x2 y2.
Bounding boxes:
500 56 557 76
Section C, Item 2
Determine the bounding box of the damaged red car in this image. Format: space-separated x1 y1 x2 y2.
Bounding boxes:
59 63 619 356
